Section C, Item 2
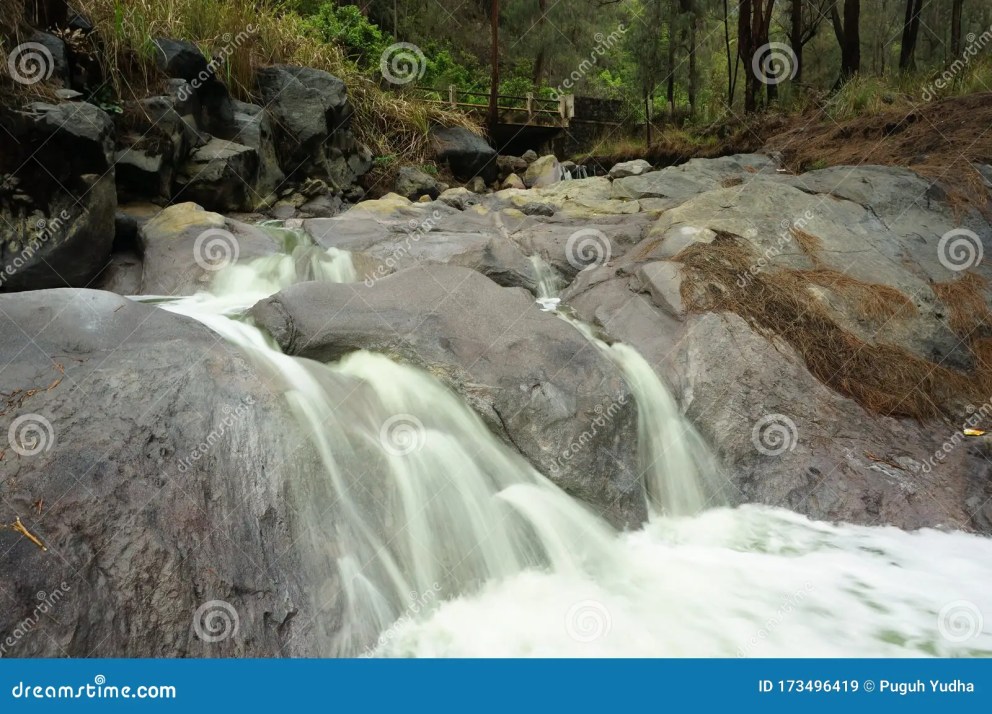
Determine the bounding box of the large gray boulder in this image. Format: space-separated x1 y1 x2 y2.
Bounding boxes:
629 175 985 370
608 159 652 179
303 195 538 290
251 265 647 527
137 202 281 296
611 153 777 203
523 154 562 188
0 289 325 656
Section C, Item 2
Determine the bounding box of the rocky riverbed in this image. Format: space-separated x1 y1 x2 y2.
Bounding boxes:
2 80 992 655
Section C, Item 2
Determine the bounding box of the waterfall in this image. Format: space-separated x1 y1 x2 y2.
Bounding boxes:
138 224 992 658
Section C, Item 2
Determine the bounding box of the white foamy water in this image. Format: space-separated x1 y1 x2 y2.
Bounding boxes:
376 506 992 657
139 224 992 658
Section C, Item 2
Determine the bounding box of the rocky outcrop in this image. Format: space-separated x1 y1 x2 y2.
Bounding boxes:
251 266 647 528
560 159 992 533
0 101 117 291
254 65 371 189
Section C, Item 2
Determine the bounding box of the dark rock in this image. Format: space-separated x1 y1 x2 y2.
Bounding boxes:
254 65 370 188
153 38 235 138
430 127 497 184
27 31 68 84
115 96 201 202
299 194 343 218
394 166 442 201
113 211 139 253
174 139 260 212
231 100 284 199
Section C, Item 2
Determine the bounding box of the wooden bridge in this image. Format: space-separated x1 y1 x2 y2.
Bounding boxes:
409 86 623 156
410 86 576 128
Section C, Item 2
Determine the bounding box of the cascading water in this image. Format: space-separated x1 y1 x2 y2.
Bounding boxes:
139 226 992 658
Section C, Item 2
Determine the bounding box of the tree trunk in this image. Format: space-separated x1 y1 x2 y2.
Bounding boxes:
951 0 965 56
488 0 500 134
532 0 548 88
790 0 804 85
688 9 698 115
724 0 738 106
667 6 677 115
739 0 758 112
899 0 923 71
840 0 861 78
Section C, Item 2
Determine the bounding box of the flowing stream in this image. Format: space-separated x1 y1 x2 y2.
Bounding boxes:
140 225 992 658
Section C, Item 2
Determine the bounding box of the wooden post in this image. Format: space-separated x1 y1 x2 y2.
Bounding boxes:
526 92 534 122
645 92 653 147
449 85 457 110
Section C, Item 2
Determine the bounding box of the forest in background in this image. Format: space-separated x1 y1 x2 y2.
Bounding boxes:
309 1 992 122
2 0 991 165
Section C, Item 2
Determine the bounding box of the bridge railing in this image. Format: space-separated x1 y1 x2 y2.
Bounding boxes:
407 86 575 127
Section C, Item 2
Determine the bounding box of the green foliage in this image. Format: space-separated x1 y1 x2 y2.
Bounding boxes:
304 2 389 65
